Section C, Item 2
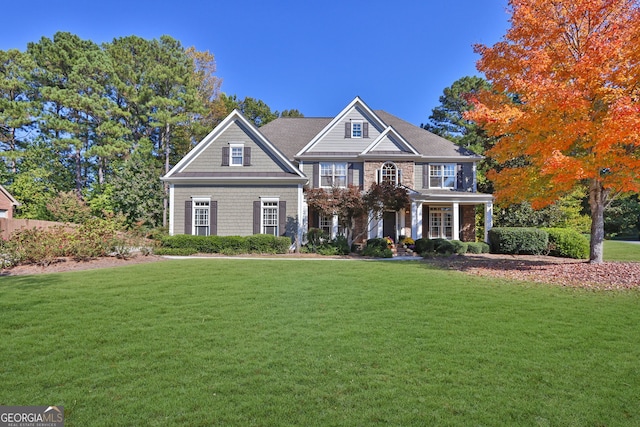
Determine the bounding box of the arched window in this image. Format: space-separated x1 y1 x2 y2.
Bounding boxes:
380 162 398 185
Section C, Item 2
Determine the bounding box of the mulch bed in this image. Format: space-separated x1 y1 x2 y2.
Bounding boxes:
422 253 640 291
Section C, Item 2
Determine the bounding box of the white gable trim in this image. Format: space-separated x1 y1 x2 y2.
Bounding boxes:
360 126 420 156
164 110 305 179
294 96 387 157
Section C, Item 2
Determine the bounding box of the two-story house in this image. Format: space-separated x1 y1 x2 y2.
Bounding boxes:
162 97 493 248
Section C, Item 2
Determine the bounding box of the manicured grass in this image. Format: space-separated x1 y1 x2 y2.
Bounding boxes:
1 260 639 426
605 240 640 262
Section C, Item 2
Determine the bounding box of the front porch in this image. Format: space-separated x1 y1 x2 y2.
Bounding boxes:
368 194 494 243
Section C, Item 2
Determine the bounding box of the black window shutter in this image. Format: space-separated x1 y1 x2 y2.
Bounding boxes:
184 200 192 234
253 201 261 234
221 146 229 166
457 164 463 190
211 201 218 235
363 122 369 138
347 163 354 186
313 163 319 188
279 201 287 236
243 147 251 166
344 122 351 138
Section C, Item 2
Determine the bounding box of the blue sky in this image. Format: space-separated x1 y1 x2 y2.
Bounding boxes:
2 0 510 126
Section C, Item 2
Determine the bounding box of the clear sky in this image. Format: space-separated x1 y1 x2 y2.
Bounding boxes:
1 0 510 126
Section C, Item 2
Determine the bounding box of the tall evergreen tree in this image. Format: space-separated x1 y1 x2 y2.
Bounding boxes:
422 76 492 154
0 49 38 176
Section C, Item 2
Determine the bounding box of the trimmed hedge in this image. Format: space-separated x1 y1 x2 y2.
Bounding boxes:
543 228 589 259
415 238 484 256
467 242 490 254
159 234 291 255
488 227 549 255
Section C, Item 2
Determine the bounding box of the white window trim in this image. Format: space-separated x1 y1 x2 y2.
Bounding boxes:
380 162 399 186
229 143 244 167
192 197 211 236
260 197 279 236
351 120 363 138
320 162 348 188
429 163 457 189
429 206 453 240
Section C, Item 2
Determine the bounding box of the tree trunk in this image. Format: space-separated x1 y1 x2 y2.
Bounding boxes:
589 180 608 264
162 122 171 228
75 150 83 197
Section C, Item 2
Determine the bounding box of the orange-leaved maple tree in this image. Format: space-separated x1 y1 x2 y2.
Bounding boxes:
466 0 640 263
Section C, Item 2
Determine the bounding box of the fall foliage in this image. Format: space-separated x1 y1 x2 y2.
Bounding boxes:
305 183 410 246
466 0 640 262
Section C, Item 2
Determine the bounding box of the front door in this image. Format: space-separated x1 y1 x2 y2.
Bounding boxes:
383 211 396 242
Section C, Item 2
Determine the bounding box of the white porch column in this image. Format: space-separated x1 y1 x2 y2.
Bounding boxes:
399 208 406 237
298 185 307 246
411 202 422 239
452 202 460 240
168 184 175 235
484 201 493 242
331 214 339 239
368 211 375 239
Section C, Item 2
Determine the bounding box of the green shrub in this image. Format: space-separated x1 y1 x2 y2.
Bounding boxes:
543 228 589 259
488 227 549 255
467 242 491 254
159 234 290 255
450 241 469 255
414 238 431 255
363 238 393 258
153 247 198 256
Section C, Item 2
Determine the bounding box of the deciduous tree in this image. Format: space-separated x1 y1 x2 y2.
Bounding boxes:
305 183 410 247
467 0 640 263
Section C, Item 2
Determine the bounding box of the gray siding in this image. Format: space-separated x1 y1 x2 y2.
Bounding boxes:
308 107 382 153
368 134 409 154
173 184 299 237
183 120 290 174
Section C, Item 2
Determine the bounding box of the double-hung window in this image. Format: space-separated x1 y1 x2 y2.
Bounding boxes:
320 162 347 188
429 164 456 189
193 199 210 236
262 200 279 236
230 143 244 166
319 214 332 237
319 214 344 239
351 121 362 138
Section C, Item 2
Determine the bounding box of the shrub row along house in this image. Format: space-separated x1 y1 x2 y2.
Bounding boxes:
163 97 494 249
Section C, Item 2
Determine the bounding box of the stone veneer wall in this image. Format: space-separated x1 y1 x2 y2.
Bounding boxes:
363 161 414 189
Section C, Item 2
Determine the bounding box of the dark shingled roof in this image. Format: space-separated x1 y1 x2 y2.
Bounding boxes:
259 117 332 159
258 110 480 161
373 110 480 158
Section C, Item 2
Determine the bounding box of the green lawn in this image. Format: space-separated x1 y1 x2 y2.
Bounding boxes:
1 260 639 426
605 239 640 262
